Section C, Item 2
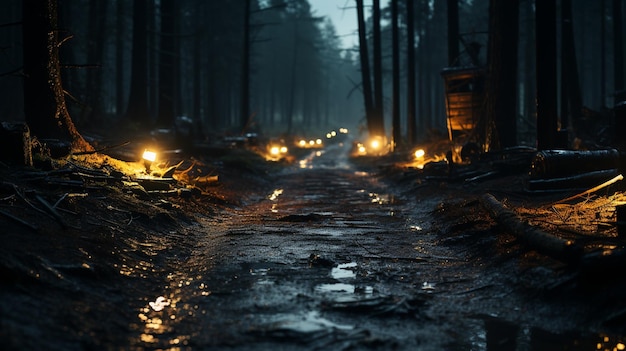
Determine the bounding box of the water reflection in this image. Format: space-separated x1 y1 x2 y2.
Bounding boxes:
331 262 357 279
269 310 353 333
369 192 394 205
268 188 283 201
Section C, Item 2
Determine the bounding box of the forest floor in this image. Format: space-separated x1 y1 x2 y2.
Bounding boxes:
2 135 626 349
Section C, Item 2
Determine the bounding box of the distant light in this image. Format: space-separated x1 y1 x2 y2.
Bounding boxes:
331 131 337 137
326 133 332 139
280 146 288 153
299 139 306 146
315 139 322 145
309 140 315 145
270 146 280 155
414 149 425 158
370 140 380 149
339 128 348 134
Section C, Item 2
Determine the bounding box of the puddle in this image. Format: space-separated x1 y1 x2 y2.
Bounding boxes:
315 262 374 297
331 262 357 279
315 283 356 293
268 310 353 333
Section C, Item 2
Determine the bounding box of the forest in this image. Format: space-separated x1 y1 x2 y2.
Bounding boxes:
0 0 624 156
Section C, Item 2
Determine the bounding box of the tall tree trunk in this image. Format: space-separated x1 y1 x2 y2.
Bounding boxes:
391 0 401 150
561 0 583 140
372 0 385 137
535 0 558 150
116 0 125 117
157 0 176 128
523 0 535 134
286 20 299 134
407 0 417 145
193 30 202 133
614 0 624 99
356 0 375 137
85 0 106 124
125 0 150 125
484 0 519 150
601 0 606 107
240 0 251 133
22 0 92 152
447 0 459 66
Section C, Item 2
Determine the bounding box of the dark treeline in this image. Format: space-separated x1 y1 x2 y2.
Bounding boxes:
0 0 363 142
0 0 624 148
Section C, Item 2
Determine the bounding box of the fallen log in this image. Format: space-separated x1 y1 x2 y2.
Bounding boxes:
526 169 619 191
480 193 583 264
529 149 621 179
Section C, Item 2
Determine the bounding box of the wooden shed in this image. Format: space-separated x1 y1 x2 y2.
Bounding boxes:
441 66 485 145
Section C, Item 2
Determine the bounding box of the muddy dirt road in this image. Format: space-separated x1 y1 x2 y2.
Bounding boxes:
3 142 625 350
123 143 623 350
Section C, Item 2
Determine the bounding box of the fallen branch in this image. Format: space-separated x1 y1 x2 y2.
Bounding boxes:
72 140 131 156
554 174 624 205
480 193 583 264
0 208 38 232
35 194 68 228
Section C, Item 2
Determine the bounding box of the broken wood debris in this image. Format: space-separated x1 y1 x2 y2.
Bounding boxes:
553 173 623 204
480 193 583 264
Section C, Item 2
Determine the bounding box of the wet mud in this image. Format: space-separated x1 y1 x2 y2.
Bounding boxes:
2 143 626 350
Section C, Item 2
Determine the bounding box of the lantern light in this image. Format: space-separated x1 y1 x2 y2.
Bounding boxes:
142 150 156 172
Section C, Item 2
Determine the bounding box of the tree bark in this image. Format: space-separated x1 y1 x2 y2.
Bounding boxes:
356 0 375 137
406 0 417 145
116 0 126 117
484 0 519 150
157 0 177 128
535 0 558 150
391 0 401 150
446 0 459 66
561 0 583 140
22 0 93 153
614 0 624 98
125 0 150 125
372 0 385 137
241 0 251 133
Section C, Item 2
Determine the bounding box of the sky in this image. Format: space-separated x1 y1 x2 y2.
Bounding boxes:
308 0 373 49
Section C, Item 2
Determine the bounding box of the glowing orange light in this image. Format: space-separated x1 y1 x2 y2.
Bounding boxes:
143 150 156 162
142 150 156 172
